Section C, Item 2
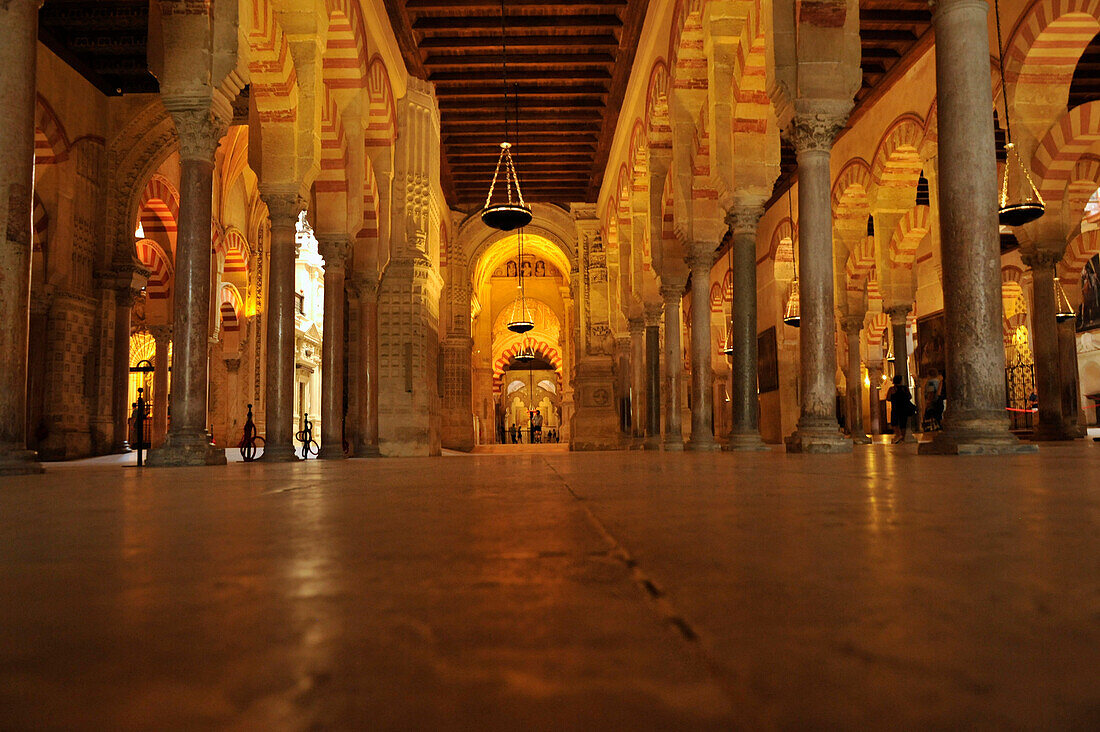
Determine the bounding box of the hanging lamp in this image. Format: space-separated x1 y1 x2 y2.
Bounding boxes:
993 0 1045 227
480 0 532 232
506 228 535 333
783 188 801 327
1054 276 1076 322
515 342 536 362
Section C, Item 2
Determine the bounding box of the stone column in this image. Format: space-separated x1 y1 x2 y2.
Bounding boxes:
260 190 302 462
317 236 349 459
1023 249 1073 440
0 0 43 474
628 317 646 443
921 0 1033 453
868 362 883 436
150 325 171 447
148 106 227 467
111 288 141 452
724 202 769 451
841 316 871 443
659 282 685 450
785 111 851 453
644 303 662 449
353 277 381 456
1058 318 1085 437
686 249 718 451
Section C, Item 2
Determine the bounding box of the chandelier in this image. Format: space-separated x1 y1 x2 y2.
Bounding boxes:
783 188 801 327
506 228 535 334
1054 276 1076 322
994 0 1045 227
515 342 536 362
480 0 532 232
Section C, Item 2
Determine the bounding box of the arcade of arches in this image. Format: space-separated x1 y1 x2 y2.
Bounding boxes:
1 0 1099 724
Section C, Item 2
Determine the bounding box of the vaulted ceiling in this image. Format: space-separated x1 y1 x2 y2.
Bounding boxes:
383 0 650 207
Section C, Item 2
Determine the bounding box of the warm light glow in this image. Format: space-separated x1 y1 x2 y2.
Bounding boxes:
134 221 145 239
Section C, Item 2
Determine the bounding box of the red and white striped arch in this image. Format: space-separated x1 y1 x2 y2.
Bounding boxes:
365 57 397 147
220 283 244 332
1061 227 1100 279
32 193 48 253
492 338 563 393
34 95 70 165
317 90 349 196
888 206 931 269
870 115 925 198
247 0 299 124
137 175 180 242
222 228 250 275
645 60 672 154
865 312 890 348
322 0 369 92
1032 101 1100 203
846 235 876 282
136 239 172 300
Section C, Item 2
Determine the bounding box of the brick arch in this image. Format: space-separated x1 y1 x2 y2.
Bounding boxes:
668 0 705 76
629 118 648 187
1031 100 1100 202
136 239 172 299
34 94 70 165
222 228 251 274
645 60 672 154
888 205 932 269
865 312 890 348
732 27 779 188
870 114 925 195
246 0 299 125
846 234 876 282
138 175 180 245
832 157 873 234
1061 227 1100 278
709 282 723 312
317 89 349 199
32 193 48 253
769 216 796 263
365 56 397 147
920 100 938 155
220 283 244 332
322 1 369 93
492 338 563 392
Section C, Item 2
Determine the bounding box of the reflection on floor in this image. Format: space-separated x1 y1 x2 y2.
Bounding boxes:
1 443 1098 728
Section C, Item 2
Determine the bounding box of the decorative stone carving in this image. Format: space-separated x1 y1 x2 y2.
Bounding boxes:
785 112 847 153
725 203 764 235
316 236 350 271
163 105 228 163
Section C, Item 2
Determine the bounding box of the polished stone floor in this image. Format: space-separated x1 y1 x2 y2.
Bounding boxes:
1 443 1098 729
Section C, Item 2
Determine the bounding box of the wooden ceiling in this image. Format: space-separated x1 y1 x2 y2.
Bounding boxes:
38 0 158 96
383 0 650 207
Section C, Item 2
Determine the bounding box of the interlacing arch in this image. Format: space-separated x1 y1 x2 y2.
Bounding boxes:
645 60 672 154
846 234 876 282
220 283 244 332
34 94 70 165
138 175 180 245
492 339 563 393
136 239 172 299
322 0 369 92
1032 101 1100 204
365 57 397 147
870 114 925 205
865 312 890 348
246 0 299 125
317 90 350 196
669 0 706 82
1061 227 1100 279
888 206 932 269
222 228 250 275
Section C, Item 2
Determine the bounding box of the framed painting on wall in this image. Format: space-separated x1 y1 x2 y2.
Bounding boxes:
916 312 947 380
1077 253 1100 333
757 326 779 394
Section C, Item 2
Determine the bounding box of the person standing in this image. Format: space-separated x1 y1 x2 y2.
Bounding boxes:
886 375 915 444
532 409 543 443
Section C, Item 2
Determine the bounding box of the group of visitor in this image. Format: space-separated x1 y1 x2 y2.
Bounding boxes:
500 410 562 444
885 368 946 443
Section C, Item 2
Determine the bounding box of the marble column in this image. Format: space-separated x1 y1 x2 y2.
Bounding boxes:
354 276 381 456
686 249 718 451
1058 318 1085 437
921 0 1033 453
785 111 852 453
1023 250 1073 440
111 289 141 453
260 190 302 462
841 316 871 444
150 325 171 447
148 106 227 467
724 202 769 451
644 303 662 449
317 236 349 459
660 282 685 450
628 317 646 443
0 0 43 474
868 362 883 436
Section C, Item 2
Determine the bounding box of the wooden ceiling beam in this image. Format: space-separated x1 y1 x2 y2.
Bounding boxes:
444 133 600 145
430 68 613 82
423 51 615 66
413 15 623 31
434 84 609 97
419 34 621 49
407 0 627 8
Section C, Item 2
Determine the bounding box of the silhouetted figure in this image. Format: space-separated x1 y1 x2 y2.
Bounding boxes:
886 375 915 444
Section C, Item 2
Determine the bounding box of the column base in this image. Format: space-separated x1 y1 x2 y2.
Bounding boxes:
851 433 872 445
785 422 853 454
655 433 682 451
354 444 382 458
643 435 662 450
685 437 720 452
262 443 301 463
1029 423 1080 442
146 432 227 467
723 433 770 452
317 444 346 460
0 449 44 476
919 430 1038 455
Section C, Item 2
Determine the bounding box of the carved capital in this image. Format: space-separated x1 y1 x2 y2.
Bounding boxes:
316 235 351 272
786 112 847 154
840 315 865 336
725 202 765 236
1020 247 1063 271
164 105 228 163
260 188 304 227
148 324 173 342
643 302 664 325
686 248 715 275
659 281 686 302
349 275 379 300
627 316 645 335
884 304 912 325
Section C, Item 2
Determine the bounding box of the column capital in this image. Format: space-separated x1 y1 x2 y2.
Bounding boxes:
686 248 715 275
349 274 379 299
785 108 848 154
725 201 765 235
163 104 229 164
643 302 664 325
659 280 686 302
1020 247 1063 271
148 324 173 342
627 316 645 335
316 235 351 271
260 186 305 226
840 315 865 335
884 303 912 324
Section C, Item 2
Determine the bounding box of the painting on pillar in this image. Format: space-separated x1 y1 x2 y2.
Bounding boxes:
915 313 946 382
1078 255 1100 333
757 327 779 394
